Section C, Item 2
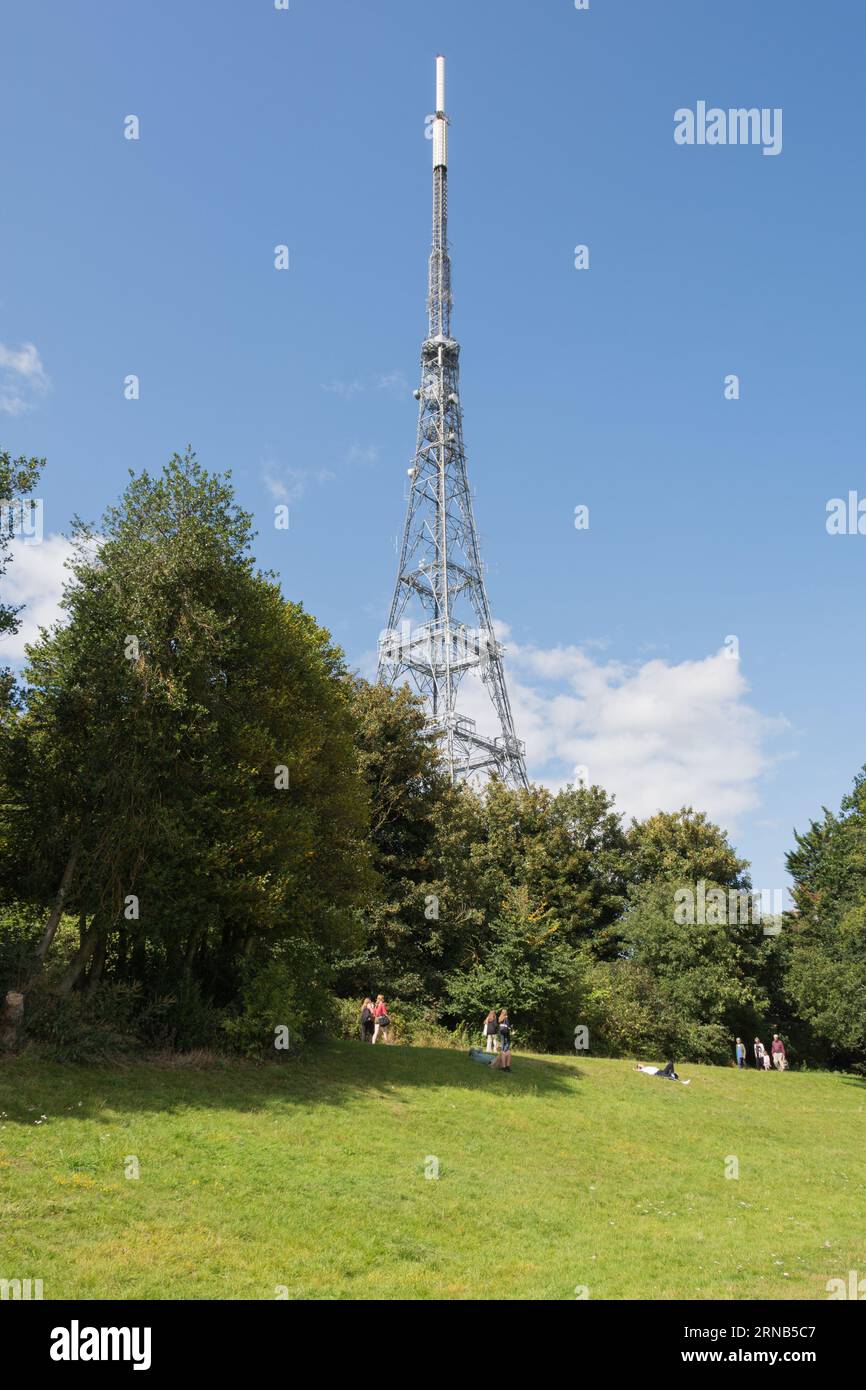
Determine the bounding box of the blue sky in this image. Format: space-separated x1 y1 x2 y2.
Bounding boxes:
1 0 864 895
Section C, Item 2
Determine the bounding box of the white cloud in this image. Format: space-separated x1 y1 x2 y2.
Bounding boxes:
262 463 308 504
456 640 789 831
375 371 408 392
260 443 376 504
322 370 407 398
0 534 73 662
346 443 379 467
261 461 335 503
321 378 365 400
0 341 49 415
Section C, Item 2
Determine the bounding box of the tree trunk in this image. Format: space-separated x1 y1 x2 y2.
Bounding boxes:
0 992 24 1051
56 920 101 996
116 923 127 976
83 933 107 1000
184 925 203 972
33 839 81 967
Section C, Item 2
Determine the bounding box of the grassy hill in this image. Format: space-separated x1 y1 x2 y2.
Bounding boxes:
1 1042 863 1300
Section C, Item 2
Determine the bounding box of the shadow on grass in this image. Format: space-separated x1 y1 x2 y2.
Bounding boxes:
0 1040 583 1126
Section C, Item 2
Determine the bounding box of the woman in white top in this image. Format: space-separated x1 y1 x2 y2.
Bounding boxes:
482 1010 500 1053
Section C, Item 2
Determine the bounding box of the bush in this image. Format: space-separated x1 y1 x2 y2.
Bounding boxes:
220 947 337 1058
585 957 748 1065
0 904 43 994
134 977 224 1053
583 959 669 1059
333 996 364 1040
0 906 82 996
23 982 171 1063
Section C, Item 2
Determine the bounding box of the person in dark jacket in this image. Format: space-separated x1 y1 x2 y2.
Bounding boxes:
359 998 374 1044
497 1009 511 1052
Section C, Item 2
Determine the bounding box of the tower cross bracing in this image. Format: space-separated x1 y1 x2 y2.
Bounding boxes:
377 56 527 790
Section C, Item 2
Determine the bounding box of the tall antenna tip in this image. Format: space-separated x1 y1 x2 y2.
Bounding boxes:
435 55 446 114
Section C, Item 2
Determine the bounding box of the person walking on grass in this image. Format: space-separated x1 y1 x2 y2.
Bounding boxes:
753 1037 767 1070
735 1037 746 1069
372 994 391 1044
482 1010 500 1053
771 1033 787 1070
497 1009 511 1053
360 998 375 1044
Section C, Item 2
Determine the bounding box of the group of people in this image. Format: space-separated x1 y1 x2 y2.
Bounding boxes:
735 1034 787 1070
357 999 514 1063
481 1009 511 1052
357 998 789 1080
359 996 391 1044
480 1009 512 1071
634 1033 789 1087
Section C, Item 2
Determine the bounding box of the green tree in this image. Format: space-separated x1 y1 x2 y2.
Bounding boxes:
343 772 632 1037
0 449 44 642
336 679 461 1002
628 808 749 889
784 768 866 1066
595 878 770 1063
2 451 372 1043
448 781 632 948
445 884 586 1050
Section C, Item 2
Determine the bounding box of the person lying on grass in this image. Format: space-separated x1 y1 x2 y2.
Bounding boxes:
634 1061 691 1086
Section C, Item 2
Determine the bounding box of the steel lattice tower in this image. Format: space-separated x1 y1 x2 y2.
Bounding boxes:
377 56 527 789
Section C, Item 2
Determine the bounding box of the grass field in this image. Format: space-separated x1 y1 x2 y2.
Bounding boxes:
1 1042 864 1300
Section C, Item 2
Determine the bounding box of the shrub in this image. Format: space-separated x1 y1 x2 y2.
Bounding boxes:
583 959 671 1059
0 904 43 994
134 977 223 1053
23 982 158 1063
220 948 337 1058
0 907 81 996
334 996 364 1040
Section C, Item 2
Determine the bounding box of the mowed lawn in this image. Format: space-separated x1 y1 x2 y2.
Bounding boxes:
1 1042 864 1300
